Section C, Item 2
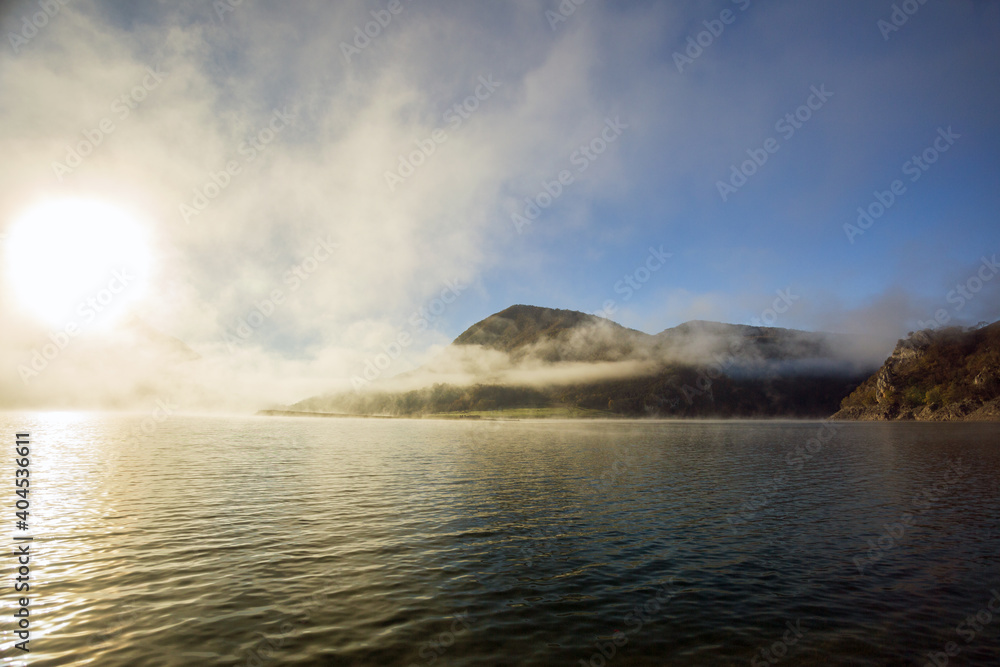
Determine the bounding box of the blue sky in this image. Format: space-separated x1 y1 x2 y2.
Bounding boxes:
1 0 998 406
479 0 1000 338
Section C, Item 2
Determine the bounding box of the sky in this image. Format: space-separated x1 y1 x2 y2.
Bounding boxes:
0 0 998 410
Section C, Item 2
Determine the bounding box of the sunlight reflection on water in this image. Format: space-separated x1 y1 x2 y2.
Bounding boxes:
1 414 998 666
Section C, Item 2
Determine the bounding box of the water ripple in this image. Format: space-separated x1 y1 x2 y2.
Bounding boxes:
1 414 998 665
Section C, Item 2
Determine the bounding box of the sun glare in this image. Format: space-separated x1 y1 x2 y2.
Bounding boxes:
4 198 153 329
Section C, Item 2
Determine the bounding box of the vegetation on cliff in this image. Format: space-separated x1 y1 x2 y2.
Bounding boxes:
833 322 1000 421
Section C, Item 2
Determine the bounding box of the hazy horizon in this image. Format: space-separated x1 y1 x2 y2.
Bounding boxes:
2 0 998 412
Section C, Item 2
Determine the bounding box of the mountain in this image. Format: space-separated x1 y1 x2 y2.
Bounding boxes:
658 320 843 360
452 305 861 367
832 322 1000 421
452 304 654 363
290 305 880 418
453 305 635 352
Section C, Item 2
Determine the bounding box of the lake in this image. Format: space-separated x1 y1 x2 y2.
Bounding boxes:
3 414 999 666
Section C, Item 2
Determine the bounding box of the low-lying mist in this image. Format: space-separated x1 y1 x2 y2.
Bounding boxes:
324 316 892 406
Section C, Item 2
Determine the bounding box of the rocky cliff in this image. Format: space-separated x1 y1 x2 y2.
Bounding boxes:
832 322 1000 421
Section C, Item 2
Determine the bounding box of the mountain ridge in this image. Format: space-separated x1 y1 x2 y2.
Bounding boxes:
290 304 882 418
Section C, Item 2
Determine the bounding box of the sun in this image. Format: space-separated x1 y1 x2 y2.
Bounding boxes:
4 198 153 329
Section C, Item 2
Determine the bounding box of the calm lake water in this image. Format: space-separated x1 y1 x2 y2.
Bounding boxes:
2 413 999 666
